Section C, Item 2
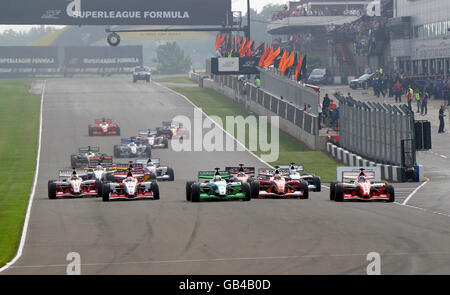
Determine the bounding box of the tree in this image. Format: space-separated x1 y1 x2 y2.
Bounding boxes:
153 42 192 74
244 4 284 44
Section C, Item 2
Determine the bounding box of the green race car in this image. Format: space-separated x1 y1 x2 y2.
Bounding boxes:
186 168 251 202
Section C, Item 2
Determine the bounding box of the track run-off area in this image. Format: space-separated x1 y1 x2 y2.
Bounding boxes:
1 77 450 275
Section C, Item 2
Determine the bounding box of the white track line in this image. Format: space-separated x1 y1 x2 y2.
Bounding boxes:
8 251 450 269
0 81 46 273
153 81 275 169
401 179 429 205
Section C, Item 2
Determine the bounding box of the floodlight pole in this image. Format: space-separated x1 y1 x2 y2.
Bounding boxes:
246 0 251 40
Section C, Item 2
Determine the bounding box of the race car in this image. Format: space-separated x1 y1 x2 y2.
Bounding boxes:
48 169 102 199
88 118 120 136
160 121 189 139
185 168 251 202
101 169 160 201
250 167 309 199
114 139 152 158
138 129 169 148
277 163 321 192
70 146 113 168
225 164 255 184
329 167 395 202
133 66 151 83
135 158 175 181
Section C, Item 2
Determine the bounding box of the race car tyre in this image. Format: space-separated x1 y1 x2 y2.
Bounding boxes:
106 173 115 182
116 127 121 136
48 182 57 199
242 183 251 201
312 177 321 192
70 155 78 168
102 184 110 202
163 138 169 148
88 125 93 136
250 181 260 199
114 145 120 158
95 180 102 197
247 177 253 184
146 77 150 83
300 181 309 199
151 182 160 200
386 184 395 202
191 183 201 202
330 182 337 201
145 146 152 157
335 184 344 202
167 167 175 181
186 181 194 201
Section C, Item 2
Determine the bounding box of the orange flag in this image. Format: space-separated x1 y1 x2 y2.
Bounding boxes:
279 50 288 71
281 51 295 75
258 47 269 66
264 47 280 67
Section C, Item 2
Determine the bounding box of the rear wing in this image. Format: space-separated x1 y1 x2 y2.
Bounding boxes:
113 163 144 170
114 170 146 179
59 169 87 178
277 165 304 172
198 171 231 180
79 146 100 153
225 167 255 175
258 168 290 177
95 119 112 124
86 163 117 171
135 158 160 165
337 167 381 182
139 130 157 136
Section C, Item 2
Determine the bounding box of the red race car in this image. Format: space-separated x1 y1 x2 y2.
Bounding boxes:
330 168 395 202
225 164 255 184
88 118 120 136
250 168 309 199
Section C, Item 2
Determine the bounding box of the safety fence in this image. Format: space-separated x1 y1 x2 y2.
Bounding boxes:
212 74 319 136
334 93 416 166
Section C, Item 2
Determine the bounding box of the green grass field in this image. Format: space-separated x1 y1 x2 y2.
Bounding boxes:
153 77 194 84
0 79 40 267
170 87 339 182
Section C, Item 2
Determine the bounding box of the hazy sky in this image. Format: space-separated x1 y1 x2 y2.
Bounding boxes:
0 0 287 33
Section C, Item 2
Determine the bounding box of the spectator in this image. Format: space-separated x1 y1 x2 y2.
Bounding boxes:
415 89 421 113
318 103 323 129
255 76 261 88
393 80 403 102
439 104 446 133
421 91 429 115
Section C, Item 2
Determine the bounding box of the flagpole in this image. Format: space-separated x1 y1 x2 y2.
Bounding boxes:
246 0 251 40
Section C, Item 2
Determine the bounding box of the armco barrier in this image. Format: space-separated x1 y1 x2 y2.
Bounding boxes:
327 142 415 182
202 75 324 150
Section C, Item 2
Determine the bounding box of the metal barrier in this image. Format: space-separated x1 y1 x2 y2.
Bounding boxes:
212 74 318 136
335 93 416 166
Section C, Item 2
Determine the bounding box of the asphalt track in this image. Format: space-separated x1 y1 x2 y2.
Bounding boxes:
3 77 450 275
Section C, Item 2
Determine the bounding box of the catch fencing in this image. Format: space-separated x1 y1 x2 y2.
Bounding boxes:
335 93 416 166
259 68 319 115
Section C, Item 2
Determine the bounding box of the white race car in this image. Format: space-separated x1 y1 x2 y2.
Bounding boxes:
135 158 175 181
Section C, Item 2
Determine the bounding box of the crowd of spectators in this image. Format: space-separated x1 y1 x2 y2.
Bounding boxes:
327 16 388 57
272 4 364 21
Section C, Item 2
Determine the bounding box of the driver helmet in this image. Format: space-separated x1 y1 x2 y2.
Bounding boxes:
130 141 136 146
126 177 134 182
359 175 366 182
71 171 78 180
146 159 155 167
213 175 222 182
96 165 103 171
237 172 245 178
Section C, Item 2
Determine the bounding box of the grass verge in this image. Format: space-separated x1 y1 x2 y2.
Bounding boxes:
153 77 194 84
0 79 40 267
170 87 339 182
